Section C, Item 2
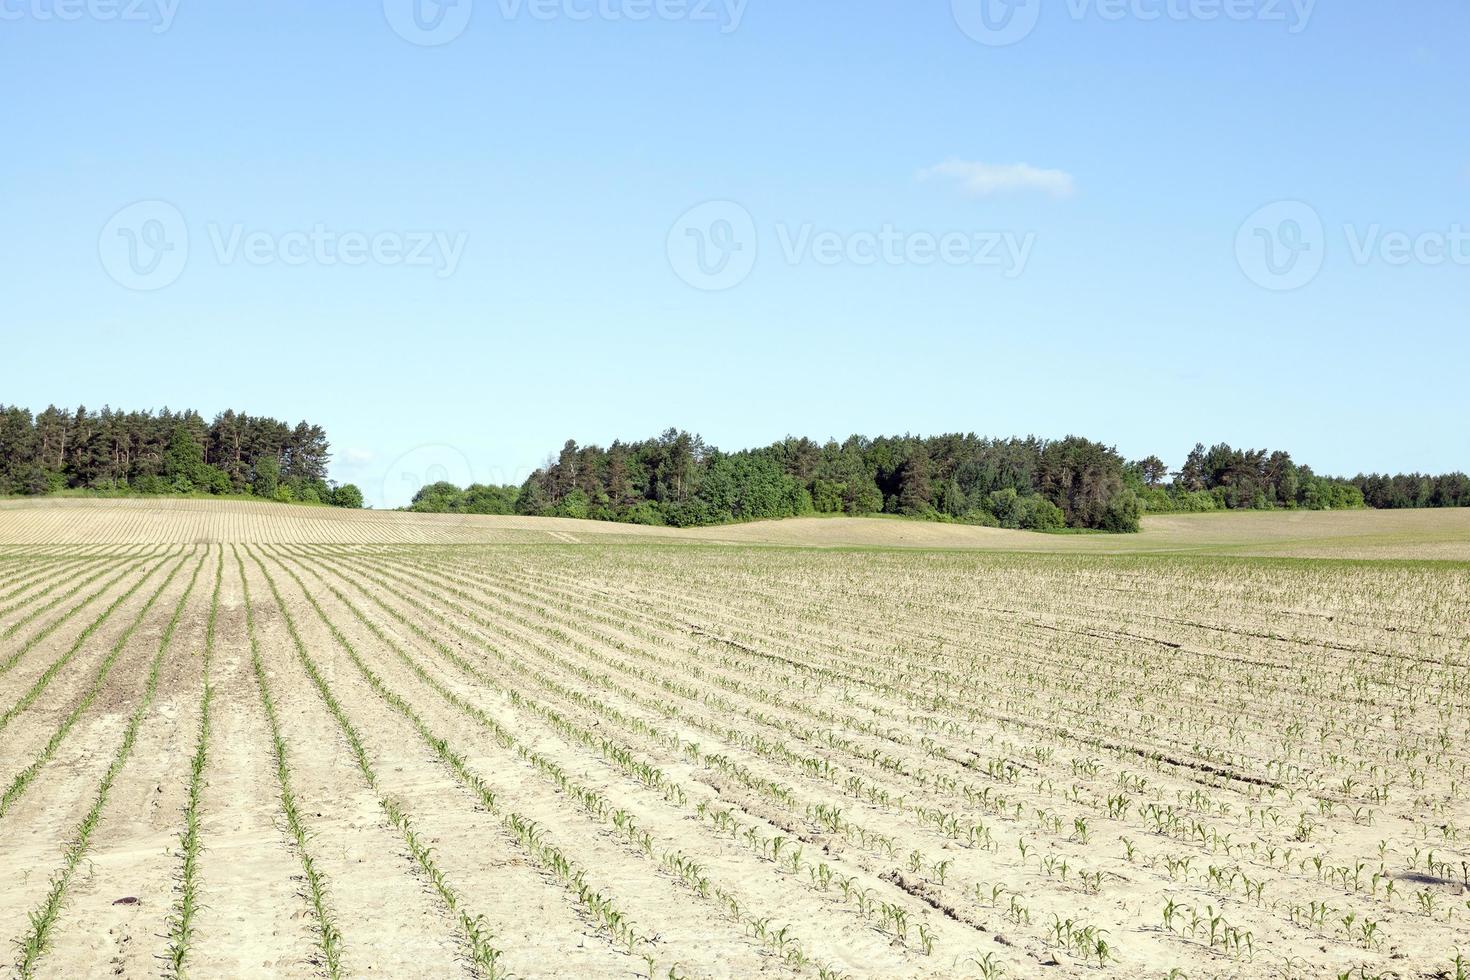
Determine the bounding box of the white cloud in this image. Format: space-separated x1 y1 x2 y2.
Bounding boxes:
343 447 376 464
919 159 1076 198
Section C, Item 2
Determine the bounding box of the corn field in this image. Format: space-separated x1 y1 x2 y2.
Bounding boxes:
0 504 1467 978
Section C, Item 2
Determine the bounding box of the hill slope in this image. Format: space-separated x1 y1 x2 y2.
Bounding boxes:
2 497 1468 558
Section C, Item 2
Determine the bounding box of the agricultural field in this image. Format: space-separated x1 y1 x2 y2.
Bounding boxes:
0 501 1467 979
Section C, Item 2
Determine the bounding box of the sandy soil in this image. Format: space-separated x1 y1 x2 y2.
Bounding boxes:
3 497 1470 559
0 502 1467 979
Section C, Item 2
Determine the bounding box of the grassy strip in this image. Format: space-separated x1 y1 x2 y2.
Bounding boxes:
234 545 345 980
0 552 191 817
164 546 224 978
0 547 144 627
244 549 507 978
12 549 206 978
316 548 987 955
0 548 161 675
250 550 655 969
280 548 849 977
349 550 1024 867
368 547 1340 966
0 552 137 627
0 549 99 604
433 552 996 843
0 546 93 587
0 547 171 713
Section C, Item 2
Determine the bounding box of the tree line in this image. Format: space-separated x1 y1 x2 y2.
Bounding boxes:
410 430 1466 534
0 404 363 507
10 409 1454 530
1351 472 1470 510
1128 443 1364 513
414 430 1146 531
1129 443 1469 514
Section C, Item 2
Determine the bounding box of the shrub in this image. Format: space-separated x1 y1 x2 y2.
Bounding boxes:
202 466 233 495
1101 489 1142 533
988 488 1025 528
558 489 590 520
812 479 845 514
133 474 168 495
623 501 667 526
331 484 365 509
459 484 517 514
1021 496 1067 531
253 457 280 498
410 481 464 513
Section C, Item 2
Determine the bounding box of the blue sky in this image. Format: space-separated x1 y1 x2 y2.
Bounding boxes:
2 1 1466 507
